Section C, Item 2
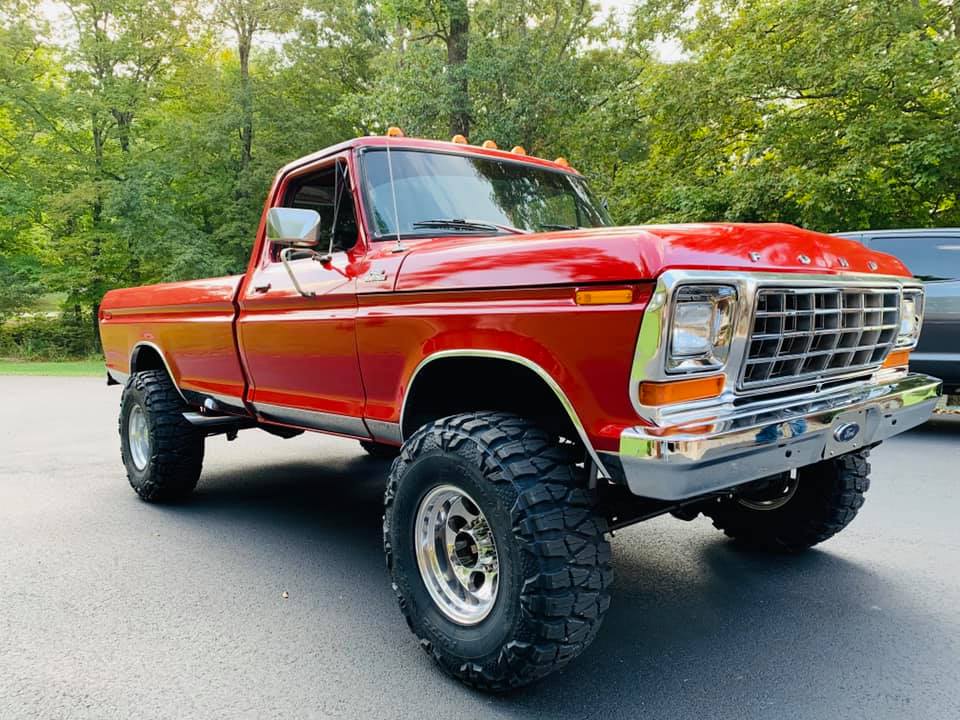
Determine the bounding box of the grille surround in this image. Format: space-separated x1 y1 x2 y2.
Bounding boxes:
739 286 900 391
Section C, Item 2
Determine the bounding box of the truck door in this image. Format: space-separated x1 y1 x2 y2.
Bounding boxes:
237 157 369 437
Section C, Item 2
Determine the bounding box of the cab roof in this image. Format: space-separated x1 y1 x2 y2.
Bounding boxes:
277 135 580 178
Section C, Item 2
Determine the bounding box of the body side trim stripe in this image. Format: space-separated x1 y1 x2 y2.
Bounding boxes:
253 402 371 438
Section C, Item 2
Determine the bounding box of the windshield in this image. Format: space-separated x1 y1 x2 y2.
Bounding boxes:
359 149 612 238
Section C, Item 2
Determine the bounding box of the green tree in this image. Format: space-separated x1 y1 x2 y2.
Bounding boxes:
3 0 960 359
215 0 303 172
0 0 68 316
42 0 199 338
614 0 960 230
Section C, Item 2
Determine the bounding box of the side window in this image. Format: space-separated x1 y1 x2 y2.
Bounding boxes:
869 236 960 281
284 161 358 254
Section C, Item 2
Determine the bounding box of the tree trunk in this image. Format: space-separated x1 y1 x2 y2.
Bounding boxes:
111 109 133 153
445 0 470 137
91 114 104 224
238 32 253 174
90 113 105 353
90 302 102 354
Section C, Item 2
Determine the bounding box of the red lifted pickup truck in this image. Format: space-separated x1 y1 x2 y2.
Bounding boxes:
100 133 941 690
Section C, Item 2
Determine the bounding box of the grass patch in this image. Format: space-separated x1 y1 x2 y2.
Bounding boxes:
0 359 105 376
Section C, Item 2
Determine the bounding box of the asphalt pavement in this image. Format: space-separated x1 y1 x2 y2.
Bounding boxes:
1 376 958 720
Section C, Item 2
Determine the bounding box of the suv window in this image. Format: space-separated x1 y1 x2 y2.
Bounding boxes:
285 161 358 253
868 236 960 281
359 149 611 238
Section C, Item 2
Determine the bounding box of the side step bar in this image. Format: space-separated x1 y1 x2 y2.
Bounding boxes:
183 412 256 437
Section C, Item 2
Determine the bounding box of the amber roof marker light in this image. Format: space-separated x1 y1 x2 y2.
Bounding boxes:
451 134 468 144
481 140 498 149
386 126 405 137
511 146 527 155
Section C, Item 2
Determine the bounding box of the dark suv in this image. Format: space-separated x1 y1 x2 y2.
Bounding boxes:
835 228 959 394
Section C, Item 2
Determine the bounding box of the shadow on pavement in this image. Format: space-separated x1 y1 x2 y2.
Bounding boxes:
913 413 960 437
147 454 944 720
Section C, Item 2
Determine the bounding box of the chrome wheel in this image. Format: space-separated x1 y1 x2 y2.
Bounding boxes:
737 472 799 511
128 404 150 471
414 484 500 625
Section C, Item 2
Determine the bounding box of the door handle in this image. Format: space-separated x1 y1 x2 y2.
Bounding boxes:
253 283 271 293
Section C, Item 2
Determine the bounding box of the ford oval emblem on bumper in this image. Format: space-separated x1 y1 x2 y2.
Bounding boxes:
833 422 861 443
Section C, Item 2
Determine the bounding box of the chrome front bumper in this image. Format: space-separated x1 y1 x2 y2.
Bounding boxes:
603 373 942 501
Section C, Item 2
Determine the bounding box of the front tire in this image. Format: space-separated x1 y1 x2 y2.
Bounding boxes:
119 370 205 502
703 450 871 552
383 412 612 691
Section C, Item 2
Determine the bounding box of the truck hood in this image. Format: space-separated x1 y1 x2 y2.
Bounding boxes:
393 223 910 292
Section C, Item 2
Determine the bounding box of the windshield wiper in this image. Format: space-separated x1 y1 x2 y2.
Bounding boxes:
538 223 578 231
411 218 528 235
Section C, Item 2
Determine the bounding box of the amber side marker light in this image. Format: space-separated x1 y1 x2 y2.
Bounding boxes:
575 288 634 305
639 375 725 406
882 348 911 369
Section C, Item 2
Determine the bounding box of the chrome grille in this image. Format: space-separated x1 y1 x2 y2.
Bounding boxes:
740 287 900 389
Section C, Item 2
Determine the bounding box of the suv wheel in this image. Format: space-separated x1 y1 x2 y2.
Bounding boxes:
383 412 612 691
119 370 204 502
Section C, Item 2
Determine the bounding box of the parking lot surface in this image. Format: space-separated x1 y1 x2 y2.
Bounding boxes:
1 377 958 719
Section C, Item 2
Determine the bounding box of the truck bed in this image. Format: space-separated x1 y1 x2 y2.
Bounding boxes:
99 275 248 409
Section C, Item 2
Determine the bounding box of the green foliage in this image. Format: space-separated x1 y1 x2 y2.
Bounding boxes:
0 309 98 360
0 255 42 319
1 0 958 359
610 0 960 230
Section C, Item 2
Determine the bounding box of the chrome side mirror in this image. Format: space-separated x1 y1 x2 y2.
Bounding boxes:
266 207 321 248
265 207 323 297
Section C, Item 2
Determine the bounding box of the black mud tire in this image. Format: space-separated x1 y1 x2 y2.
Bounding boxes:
703 450 871 553
360 439 401 459
383 412 612 692
119 369 205 502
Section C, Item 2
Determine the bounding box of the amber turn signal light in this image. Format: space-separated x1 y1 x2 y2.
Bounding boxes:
882 348 910 369
575 288 634 305
639 375 725 406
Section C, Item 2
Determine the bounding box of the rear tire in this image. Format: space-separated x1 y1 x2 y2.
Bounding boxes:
384 412 612 691
703 450 871 552
119 370 204 502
